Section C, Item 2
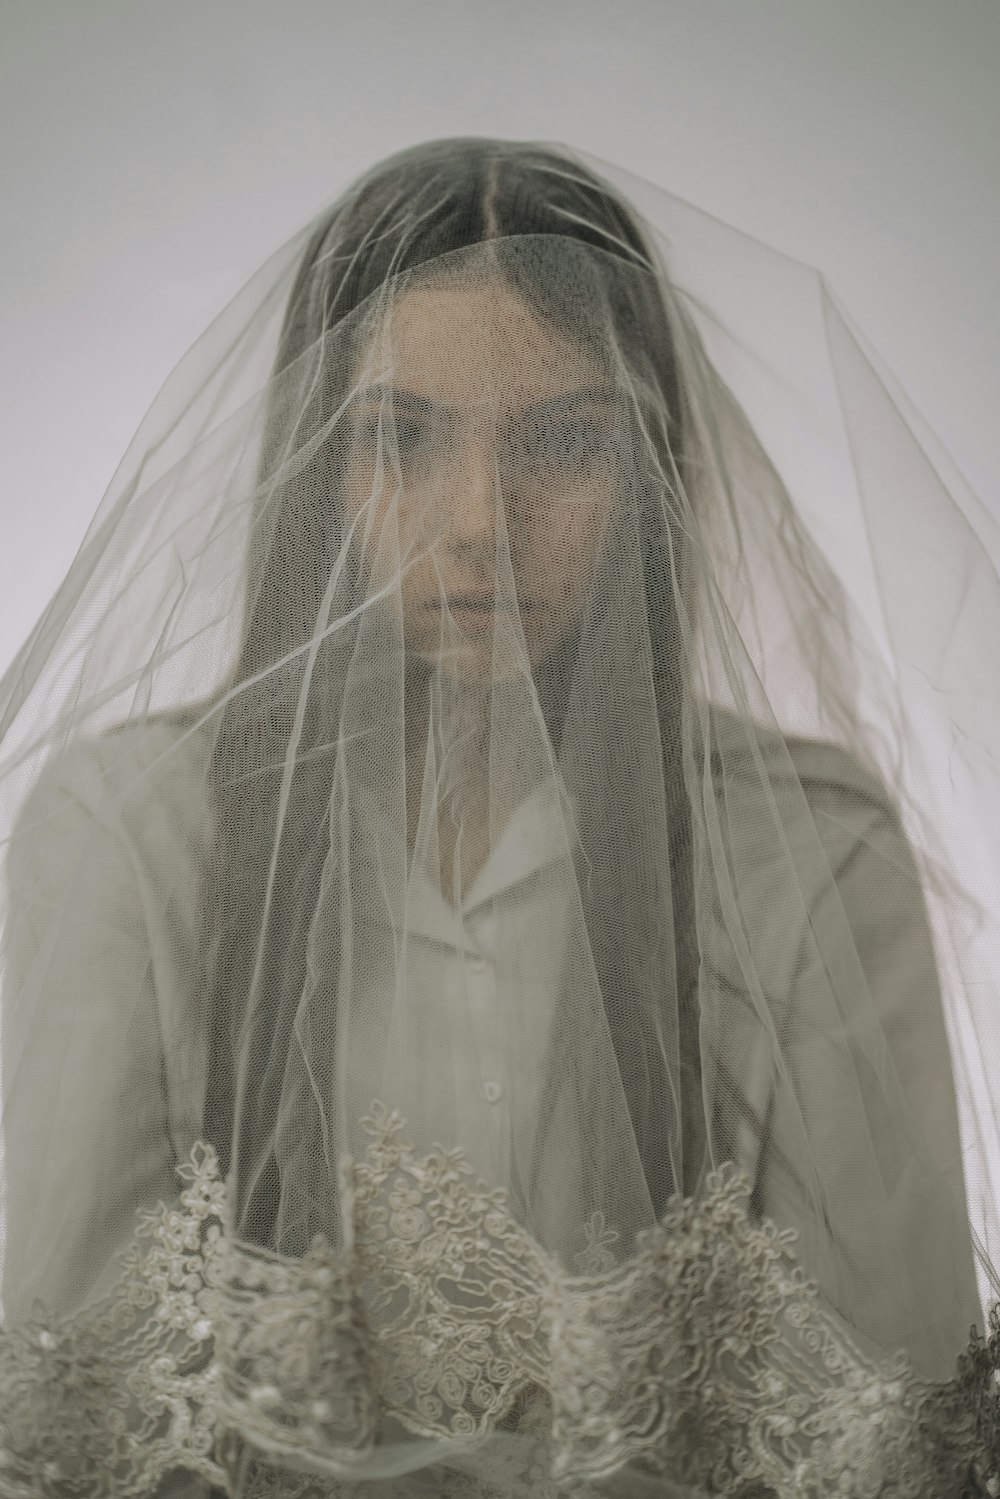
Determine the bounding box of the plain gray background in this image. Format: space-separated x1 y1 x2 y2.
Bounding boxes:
2 0 998 671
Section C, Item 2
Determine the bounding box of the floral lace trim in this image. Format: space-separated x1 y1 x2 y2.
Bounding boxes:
1 1103 999 1497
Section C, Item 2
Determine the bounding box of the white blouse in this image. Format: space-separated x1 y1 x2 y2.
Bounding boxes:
341 775 579 1194
0 722 583 1319
0 715 980 1371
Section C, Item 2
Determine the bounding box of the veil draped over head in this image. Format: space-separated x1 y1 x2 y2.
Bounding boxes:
2 138 1000 1497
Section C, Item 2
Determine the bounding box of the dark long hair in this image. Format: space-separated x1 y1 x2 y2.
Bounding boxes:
193 139 700 1247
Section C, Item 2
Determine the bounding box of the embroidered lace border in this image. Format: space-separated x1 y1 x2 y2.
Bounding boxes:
1 1103 999 1497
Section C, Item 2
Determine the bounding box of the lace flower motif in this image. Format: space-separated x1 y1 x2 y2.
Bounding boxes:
1 1106 999 1497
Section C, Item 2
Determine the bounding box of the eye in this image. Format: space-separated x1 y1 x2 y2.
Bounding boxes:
390 414 431 458
515 420 618 479
356 413 431 464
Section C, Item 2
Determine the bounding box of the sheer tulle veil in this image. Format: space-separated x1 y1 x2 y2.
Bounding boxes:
1 137 1000 1496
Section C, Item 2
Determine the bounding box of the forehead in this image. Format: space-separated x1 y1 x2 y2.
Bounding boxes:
374 282 604 410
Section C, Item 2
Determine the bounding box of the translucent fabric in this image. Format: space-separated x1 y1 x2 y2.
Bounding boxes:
1 138 999 1497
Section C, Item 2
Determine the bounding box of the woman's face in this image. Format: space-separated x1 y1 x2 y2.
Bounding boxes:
341 278 622 679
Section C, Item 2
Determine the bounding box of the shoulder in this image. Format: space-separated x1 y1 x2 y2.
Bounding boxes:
7 713 215 885
700 712 940 1083
707 704 903 854
702 707 919 995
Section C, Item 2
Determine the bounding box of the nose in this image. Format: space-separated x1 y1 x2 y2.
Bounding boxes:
441 431 500 548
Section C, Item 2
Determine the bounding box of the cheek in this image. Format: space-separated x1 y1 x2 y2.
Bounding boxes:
340 461 374 534
341 465 412 565
522 498 615 597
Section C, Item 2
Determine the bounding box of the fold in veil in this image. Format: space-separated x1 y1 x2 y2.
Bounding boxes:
1 138 1000 1497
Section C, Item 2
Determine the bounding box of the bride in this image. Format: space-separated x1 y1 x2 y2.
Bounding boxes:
1 137 998 1496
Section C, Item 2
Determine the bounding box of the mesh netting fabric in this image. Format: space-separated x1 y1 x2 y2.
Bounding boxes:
1 138 999 1496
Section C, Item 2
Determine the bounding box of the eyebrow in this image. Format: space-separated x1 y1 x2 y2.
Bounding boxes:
353 383 620 418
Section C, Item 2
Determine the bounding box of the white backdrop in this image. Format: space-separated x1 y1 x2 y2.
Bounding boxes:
2 0 998 671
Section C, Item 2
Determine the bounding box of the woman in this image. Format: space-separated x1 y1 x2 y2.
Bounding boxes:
0 138 998 1496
